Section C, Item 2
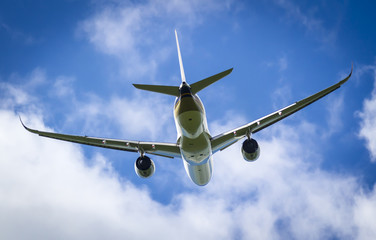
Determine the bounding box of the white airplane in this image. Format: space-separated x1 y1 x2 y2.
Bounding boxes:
21 31 352 186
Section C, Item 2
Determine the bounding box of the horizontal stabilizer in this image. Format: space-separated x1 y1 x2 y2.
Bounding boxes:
190 68 233 94
133 84 180 97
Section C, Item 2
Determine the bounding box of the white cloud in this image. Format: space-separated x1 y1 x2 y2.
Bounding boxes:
209 110 247 137
2 71 376 239
27 68 47 87
1 68 176 144
275 0 321 31
271 85 292 109
52 76 75 98
1 106 243 240
3 1 376 239
48 81 174 141
262 55 288 75
354 189 376 239
358 64 376 161
278 55 288 71
79 0 233 79
73 92 175 140
274 0 340 46
0 83 30 107
0 21 37 45
207 122 374 239
324 93 344 138
0 68 46 113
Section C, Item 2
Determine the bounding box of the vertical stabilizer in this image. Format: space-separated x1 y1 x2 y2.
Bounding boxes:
175 30 186 83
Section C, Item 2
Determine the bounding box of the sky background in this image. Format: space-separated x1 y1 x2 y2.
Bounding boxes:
1 0 376 239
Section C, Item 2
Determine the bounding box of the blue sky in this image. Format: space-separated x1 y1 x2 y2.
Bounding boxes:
1 0 376 239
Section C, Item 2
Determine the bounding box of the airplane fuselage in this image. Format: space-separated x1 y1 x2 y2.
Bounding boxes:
174 82 213 185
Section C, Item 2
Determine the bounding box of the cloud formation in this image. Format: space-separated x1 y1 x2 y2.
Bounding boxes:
274 0 341 46
79 0 233 79
358 64 376 162
1 75 376 239
1 1 375 239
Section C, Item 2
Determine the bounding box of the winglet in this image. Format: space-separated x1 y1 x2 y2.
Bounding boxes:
175 30 186 83
19 115 27 129
19 116 39 134
339 63 353 85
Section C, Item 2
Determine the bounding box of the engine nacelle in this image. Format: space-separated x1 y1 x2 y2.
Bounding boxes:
134 155 155 178
241 138 260 162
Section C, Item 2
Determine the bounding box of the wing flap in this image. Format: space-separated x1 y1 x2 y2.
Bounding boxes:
20 119 181 159
211 66 352 153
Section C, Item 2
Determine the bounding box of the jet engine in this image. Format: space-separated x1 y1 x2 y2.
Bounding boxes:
134 155 155 178
241 138 260 162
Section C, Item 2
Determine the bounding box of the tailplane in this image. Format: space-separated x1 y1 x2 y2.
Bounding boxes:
132 31 233 96
190 68 233 94
132 84 180 97
133 68 232 96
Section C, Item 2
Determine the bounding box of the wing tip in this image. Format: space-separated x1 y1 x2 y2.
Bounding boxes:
339 63 353 85
19 115 27 129
349 62 353 77
19 115 38 134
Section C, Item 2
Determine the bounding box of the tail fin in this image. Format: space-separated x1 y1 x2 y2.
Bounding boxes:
175 30 186 83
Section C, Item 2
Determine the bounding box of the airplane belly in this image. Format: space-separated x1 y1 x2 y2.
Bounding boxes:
178 110 203 138
183 157 213 186
180 132 212 164
174 93 205 139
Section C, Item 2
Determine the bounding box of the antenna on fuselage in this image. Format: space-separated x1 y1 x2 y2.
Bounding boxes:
175 30 186 83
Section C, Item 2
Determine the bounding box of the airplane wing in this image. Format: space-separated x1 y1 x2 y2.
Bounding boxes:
211 67 353 153
20 119 181 159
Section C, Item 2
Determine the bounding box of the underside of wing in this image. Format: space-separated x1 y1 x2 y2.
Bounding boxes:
20 119 181 159
211 66 352 153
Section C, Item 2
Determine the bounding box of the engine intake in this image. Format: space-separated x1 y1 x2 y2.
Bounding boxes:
241 138 260 162
134 155 155 178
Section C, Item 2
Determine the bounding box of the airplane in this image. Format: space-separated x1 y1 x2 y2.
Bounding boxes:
21 30 352 186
